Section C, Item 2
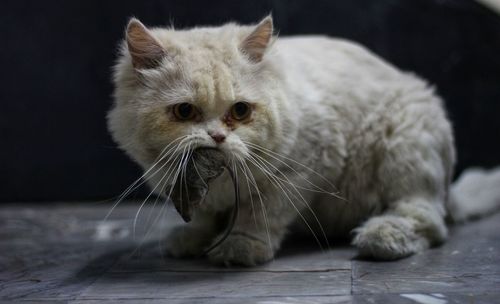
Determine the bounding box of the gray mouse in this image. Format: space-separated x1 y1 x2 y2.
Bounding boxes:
166 148 239 255
167 148 226 222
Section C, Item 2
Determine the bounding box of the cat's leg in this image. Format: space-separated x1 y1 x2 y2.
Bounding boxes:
351 102 454 260
165 213 218 258
352 196 447 260
207 192 298 266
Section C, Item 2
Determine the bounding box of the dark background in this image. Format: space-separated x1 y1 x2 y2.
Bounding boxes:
1 0 499 202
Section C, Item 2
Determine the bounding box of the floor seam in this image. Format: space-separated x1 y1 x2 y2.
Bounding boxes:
350 259 354 295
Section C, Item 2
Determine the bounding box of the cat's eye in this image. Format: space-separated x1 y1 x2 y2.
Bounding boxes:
172 103 196 120
230 102 252 121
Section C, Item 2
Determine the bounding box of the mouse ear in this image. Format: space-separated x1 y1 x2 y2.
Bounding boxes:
240 15 274 63
126 18 166 69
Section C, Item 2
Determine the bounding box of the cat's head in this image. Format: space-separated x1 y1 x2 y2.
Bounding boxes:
108 16 293 185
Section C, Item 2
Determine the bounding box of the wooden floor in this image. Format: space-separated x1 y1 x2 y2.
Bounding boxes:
1 202 499 303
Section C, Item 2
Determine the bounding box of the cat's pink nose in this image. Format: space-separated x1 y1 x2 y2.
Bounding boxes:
209 132 226 143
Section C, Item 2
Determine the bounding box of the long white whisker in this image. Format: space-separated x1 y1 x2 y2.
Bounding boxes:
239 157 274 256
170 143 191 218
165 145 189 200
178 143 193 215
236 160 258 230
104 136 188 221
144 153 183 229
250 151 330 250
184 145 194 202
246 153 325 251
244 141 344 200
116 136 186 199
133 141 191 238
132 161 177 240
123 136 189 199
126 193 171 261
136 157 182 253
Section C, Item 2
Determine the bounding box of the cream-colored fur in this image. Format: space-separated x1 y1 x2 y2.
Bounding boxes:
108 16 499 266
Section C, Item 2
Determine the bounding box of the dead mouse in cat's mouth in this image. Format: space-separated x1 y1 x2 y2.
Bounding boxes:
166 148 227 222
166 147 240 255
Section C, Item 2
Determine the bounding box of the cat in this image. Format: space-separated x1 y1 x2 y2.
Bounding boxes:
108 15 500 266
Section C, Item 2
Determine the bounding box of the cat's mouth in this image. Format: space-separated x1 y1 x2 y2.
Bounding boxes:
166 148 226 222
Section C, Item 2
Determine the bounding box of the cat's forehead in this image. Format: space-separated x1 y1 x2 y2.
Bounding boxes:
152 26 251 109
190 58 236 108
170 49 239 110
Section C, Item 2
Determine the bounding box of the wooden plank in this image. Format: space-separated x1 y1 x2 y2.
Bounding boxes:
0 203 162 301
352 213 500 294
0 240 128 301
69 295 352 304
350 293 500 304
109 243 353 273
77 271 351 300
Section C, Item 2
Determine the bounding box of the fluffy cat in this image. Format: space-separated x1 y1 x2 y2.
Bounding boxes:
108 16 500 266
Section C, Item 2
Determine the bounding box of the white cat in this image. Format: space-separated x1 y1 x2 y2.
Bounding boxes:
108 16 500 266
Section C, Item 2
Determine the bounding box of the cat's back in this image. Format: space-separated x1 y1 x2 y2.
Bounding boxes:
273 35 402 87
272 35 443 119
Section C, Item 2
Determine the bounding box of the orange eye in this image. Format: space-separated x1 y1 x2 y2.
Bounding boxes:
172 103 196 120
230 102 252 121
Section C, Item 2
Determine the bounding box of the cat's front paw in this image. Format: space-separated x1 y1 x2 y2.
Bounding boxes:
352 216 429 260
165 226 212 258
207 233 274 267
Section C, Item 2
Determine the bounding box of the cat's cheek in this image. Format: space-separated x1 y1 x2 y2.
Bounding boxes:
138 111 191 146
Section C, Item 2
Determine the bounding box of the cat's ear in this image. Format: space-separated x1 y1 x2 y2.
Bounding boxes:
126 18 166 69
241 15 274 62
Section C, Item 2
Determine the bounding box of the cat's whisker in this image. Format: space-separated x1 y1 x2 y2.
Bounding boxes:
143 153 183 230
245 141 340 195
132 156 181 240
136 160 182 253
146 142 194 209
191 156 209 190
179 143 194 215
246 153 325 251
104 135 188 222
165 146 189 200
244 141 345 201
121 139 188 254
125 195 172 262
132 141 191 239
250 151 331 250
235 158 259 232
115 136 187 202
184 144 195 207
125 136 190 199
139 141 192 243
233 157 274 259
147 151 190 255
239 157 274 257
171 143 192 221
